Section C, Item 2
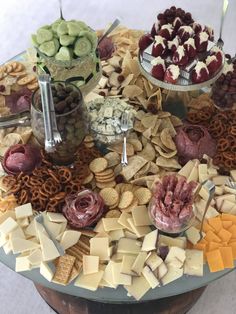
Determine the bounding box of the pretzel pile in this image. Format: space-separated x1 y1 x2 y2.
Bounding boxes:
2 149 92 212
187 108 236 170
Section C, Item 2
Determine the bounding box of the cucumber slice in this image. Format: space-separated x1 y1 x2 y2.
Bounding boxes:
39 40 58 57
55 47 72 61
36 28 53 44
59 34 75 46
79 30 98 51
74 37 92 57
76 21 89 30
52 19 62 34
67 21 83 36
53 38 60 53
31 34 39 47
57 20 68 36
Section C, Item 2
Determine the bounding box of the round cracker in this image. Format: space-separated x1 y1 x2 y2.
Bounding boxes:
118 191 134 209
104 152 120 168
105 210 121 218
89 158 108 174
123 198 139 213
82 172 94 185
17 74 36 86
85 142 95 148
96 180 116 189
99 188 119 207
95 168 114 177
84 135 94 143
96 176 115 183
134 187 152 205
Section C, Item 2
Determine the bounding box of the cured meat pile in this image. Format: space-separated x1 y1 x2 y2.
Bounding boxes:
174 124 216 165
2 144 42 175
98 37 115 60
5 87 32 113
63 189 104 229
150 175 197 233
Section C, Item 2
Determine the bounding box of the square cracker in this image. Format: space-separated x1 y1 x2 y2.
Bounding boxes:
53 254 76 285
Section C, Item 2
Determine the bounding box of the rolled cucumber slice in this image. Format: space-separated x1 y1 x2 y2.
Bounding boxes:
74 37 92 57
31 34 39 47
36 28 53 44
57 20 68 36
55 47 72 61
59 34 75 46
52 19 62 34
39 40 58 57
67 21 83 36
79 30 98 51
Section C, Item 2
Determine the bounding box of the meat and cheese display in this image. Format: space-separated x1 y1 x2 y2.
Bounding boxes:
0 6 236 302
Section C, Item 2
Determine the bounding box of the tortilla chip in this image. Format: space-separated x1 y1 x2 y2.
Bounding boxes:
135 110 146 121
134 120 146 133
141 115 157 129
151 119 162 136
160 128 176 151
121 74 134 88
155 145 177 158
158 117 176 136
108 142 134 156
122 85 143 98
142 127 152 140
121 155 148 181
127 138 142 152
169 115 183 127
137 142 156 161
156 156 181 169
148 161 159 174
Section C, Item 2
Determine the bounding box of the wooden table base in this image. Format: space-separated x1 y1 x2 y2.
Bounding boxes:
34 284 206 314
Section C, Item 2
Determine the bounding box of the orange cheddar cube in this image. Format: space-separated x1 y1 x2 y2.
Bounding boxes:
221 214 236 224
208 216 222 232
206 249 225 272
217 229 232 243
222 220 233 229
228 225 236 239
202 221 215 233
208 241 221 251
219 247 234 268
229 243 236 259
205 230 221 243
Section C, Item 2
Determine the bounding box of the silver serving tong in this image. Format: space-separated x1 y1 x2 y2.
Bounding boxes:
199 180 216 240
0 110 31 129
38 74 62 153
98 18 121 44
216 0 229 49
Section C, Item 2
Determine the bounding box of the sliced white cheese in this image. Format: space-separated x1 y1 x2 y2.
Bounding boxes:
212 175 229 186
27 249 43 265
145 252 163 271
230 205 236 215
109 229 125 241
178 160 194 178
117 237 142 255
103 261 118 288
74 270 104 291
0 233 8 247
127 218 151 238
60 222 67 234
184 249 203 277
15 256 31 272
60 230 81 250
111 262 132 285
132 205 152 226
124 275 150 301
121 255 137 275
158 235 186 249
156 262 168 280
0 217 18 235
24 220 37 237
17 217 29 228
142 266 160 288
131 251 147 276
0 210 16 224
43 220 62 239
90 237 109 261
10 237 39 254
9 226 25 240
198 164 208 183
102 218 123 232
83 255 99 275
40 262 54 282
142 229 158 251
162 266 183 285
195 199 218 219
165 246 186 266
111 253 125 262
94 219 106 233
224 186 236 195
220 200 235 213
15 203 33 219
230 170 236 181
124 230 138 239
3 241 12 254
187 160 199 182
185 226 202 245
118 212 133 232
215 194 236 210
215 186 224 195
38 231 60 262
46 212 67 223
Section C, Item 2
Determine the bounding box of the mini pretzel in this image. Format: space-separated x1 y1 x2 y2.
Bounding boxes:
213 154 225 167
224 158 234 169
198 110 212 121
54 192 66 200
229 125 236 136
8 182 21 194
18 189 29 205
217 138 230 152
48 169 60 183
42 178 61 196
57 167 72 183
223 151 235 161
2 175 17 189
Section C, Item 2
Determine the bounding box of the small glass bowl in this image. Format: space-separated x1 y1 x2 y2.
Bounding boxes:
31 81 89 165
148 197 196 235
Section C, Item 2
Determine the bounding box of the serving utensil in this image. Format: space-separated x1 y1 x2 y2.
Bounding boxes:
120 111 129 167
199 180 215 240
0 111 31 128
58 0 64 20
216 0 229 49
35 212 65 256
98 18 121 44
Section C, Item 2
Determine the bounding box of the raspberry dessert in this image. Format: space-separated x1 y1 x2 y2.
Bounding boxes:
191 22 203 33
195 31 209 52
191 61 209 83
139 34 154 51
151 56 166 80
183 38 197 59
151 22 159 37
206 55 219 75
173 17 182 31
177 25 194 42
210 46 223 68
172 45 188 66
164 64 180 83
158 24 174 40
204 26 214 41
152 35 167 57
167 36 180 52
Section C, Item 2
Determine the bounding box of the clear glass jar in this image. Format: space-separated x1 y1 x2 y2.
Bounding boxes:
31 81 89 165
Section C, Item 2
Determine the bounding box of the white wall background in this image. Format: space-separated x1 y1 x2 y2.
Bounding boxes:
0 0 236 64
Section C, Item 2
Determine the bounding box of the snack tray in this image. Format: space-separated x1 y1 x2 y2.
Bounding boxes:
138 44 225 92
0 51 235 303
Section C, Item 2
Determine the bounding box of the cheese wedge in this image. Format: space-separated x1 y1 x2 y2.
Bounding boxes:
142 266 160 288
60 230 81 250
0 217 18 235
124 275 150 301
142 229 158 251
11 237 39 254
162 266 183 285
15 203 33 219
40 262 54 282
38 231 60 262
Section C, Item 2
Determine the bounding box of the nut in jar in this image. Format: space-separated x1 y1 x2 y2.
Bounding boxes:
31 81 89 165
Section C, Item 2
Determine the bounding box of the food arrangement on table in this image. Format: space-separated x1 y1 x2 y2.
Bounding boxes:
0 4 236 302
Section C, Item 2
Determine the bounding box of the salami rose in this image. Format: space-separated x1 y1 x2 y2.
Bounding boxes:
2 144 42 175
98 37 115 60
63 189 104 229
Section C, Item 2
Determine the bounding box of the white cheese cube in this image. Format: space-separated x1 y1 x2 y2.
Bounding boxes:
142 266 160 289
184 249 203 277
15 256 31 272
162 266 183 285
0 217 18 235
40 262 54 282
74 270 104 291
90 237 109 261
60 230 81 250
15 203 33 219
145 252 163 271
142 229 158 251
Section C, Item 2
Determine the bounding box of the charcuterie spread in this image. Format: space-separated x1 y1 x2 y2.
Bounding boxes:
0 5 235 302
